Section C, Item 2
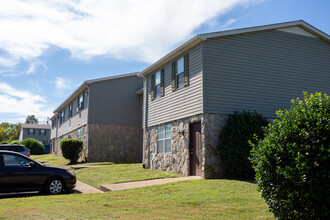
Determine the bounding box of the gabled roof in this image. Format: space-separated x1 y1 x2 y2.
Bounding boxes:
21 124 51 129
53 72 138 113
138 20 330 78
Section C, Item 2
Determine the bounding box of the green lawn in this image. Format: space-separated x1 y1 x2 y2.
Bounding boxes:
0 179 273 219
31 154 180 188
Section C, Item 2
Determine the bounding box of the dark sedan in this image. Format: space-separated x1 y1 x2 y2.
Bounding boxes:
0 150 76 195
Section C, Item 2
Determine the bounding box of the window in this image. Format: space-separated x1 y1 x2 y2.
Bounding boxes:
176 57 184 88
78 93 84 110
60 109 65 123
77 128 82 140
157 124 172 154
28 129 35 135
172 54 189 90
52 119 55 129
3 154 31 167
151 69 164 100
155 71 161 98
69 102 73 118
39 129 46 135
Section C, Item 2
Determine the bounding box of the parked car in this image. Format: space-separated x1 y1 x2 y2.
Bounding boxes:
0 144 30 157
0 150 76 195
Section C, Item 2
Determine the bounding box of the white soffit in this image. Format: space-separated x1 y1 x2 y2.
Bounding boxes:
276 26 318 38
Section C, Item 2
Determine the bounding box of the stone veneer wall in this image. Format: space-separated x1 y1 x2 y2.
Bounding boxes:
52 125 88 161
87 123 142 163
144 115 202 177
144 113 228 178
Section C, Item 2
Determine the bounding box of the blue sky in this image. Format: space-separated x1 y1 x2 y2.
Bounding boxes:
0 0 329 124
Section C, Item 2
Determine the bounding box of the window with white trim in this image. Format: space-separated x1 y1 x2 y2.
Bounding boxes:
69 102 73 118
79 93 84 110
60 109 65 123
154 71 161 98
77 128 82 140
157 124 172 154
176 57 184 88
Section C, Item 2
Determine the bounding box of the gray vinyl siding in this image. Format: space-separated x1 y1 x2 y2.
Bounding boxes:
20 128 51 144
56 89 88 137
203 30 330 118
88 76 143 126
147 45 203 127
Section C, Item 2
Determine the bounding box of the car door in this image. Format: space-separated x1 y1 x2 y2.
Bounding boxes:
0 153 6 192
1 153 45 192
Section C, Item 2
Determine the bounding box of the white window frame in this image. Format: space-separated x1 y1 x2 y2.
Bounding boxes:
154 71 161 98
157 124 172 154
79 93 84 110
69 102 73 118
77 128 82 140
176 57 184 89
40 129 45 135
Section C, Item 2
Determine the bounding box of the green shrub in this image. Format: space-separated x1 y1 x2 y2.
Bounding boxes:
218 111 268 179
21 138 45 155
250 92 330 219
0 141 8 144
60 139 83 164
10 140 20 144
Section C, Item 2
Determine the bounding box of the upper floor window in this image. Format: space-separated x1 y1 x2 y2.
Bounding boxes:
176 57 184 88
51 119 55 129
157 124 172 154
151 69 164 100
60 109 65 123
172 54 189 90
69 102 73 118
39 129 46 135
78 93 84 110
28 129 35 135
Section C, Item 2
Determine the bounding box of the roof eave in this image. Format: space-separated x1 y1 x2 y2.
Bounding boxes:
138 36 204 78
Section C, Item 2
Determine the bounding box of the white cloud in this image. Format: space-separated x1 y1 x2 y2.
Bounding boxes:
55 77 72 90
0 0 260 69
0 82 53 121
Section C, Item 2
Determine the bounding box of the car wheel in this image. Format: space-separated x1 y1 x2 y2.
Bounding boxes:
45 177 64 195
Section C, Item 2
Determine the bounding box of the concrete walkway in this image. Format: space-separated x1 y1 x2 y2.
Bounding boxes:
73 180 104 194
100 176 202 192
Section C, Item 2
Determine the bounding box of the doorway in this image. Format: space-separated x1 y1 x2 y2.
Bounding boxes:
189 122 202 176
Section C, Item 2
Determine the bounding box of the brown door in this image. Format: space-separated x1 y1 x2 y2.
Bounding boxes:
189 122 202 176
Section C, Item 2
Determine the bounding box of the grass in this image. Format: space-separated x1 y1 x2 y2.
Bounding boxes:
31 154 180 188
0 179 273 219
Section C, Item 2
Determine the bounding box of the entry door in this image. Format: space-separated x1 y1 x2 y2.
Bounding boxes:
189 122 202 176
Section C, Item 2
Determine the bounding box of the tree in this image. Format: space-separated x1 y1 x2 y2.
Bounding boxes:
250 92 330 219
0 122 20 142
25 115 39 124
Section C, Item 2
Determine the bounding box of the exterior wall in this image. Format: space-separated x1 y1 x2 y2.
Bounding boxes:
20 128 51 144
88 76 143 126
56 89 88 137
87 123 141 163
51 125 87 160
143 113 228 178
203 29 330 118
146 44 203 127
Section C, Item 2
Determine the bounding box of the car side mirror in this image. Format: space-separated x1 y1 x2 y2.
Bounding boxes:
29 161 36 168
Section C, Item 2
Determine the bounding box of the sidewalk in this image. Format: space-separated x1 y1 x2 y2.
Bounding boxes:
100 176 202 192
73 180 104 194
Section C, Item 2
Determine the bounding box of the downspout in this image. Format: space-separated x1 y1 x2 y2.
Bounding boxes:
140 75 148 166
84 85 90 162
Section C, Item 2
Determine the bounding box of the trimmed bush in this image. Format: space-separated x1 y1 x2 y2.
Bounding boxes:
10 140 20 144
20 138 45 155
0 141 8 144
60 139 83 164
250 92 330 219
218 111 268 179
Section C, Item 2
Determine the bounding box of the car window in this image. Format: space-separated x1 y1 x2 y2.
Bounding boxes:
3 154 31 167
